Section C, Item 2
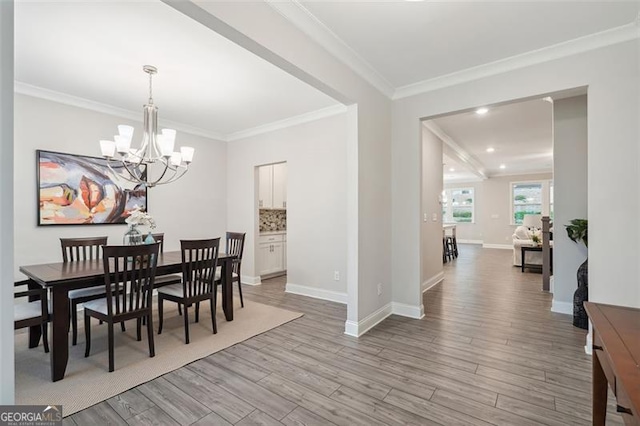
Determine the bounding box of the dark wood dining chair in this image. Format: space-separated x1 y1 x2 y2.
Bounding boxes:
84 243 160 372
150 233 183 315
157 238 220 344
215 232 246 307
61 236 109 346
14 280 49 353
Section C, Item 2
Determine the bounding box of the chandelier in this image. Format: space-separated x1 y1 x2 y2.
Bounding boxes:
99 65 194 188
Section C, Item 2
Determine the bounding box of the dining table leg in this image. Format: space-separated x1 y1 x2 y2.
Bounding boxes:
27 279 42 348
50 286 70 382
222 257 234 321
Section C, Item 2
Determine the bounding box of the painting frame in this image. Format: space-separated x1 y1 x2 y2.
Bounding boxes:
36 149 148 226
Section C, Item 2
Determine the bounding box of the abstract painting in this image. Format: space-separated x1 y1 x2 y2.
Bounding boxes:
37 150 147 225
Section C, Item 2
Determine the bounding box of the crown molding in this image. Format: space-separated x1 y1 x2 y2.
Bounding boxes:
226 103 347 142
14 81 227 141
424 121 487 180
394 20 640 100
266 0 395 99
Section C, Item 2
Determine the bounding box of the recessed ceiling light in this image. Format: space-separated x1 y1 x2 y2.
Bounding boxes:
499 164 506 169
486 147 495 153
449 168 455 172
476 107 489 115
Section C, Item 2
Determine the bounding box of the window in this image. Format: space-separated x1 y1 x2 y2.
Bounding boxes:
511 181 552 225
443 188 474 223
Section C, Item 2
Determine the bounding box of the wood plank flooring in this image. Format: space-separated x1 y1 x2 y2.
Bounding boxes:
69 245 623 425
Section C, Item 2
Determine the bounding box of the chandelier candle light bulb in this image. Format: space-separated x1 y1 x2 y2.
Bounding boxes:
98 65 195 188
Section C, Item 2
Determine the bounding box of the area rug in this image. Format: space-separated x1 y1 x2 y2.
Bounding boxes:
15 298 302 416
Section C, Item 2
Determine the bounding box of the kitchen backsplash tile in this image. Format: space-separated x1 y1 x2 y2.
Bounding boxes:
259 209 287 232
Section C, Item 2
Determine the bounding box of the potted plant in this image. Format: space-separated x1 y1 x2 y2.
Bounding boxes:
565 219 588 329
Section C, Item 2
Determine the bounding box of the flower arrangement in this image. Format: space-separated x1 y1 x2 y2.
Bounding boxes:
125 205 156 229
529 228 542 245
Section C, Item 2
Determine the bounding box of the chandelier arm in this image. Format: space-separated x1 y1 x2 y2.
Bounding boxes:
120 159 149 185
145 162 171 187
152 166 189 187
105 160 142 184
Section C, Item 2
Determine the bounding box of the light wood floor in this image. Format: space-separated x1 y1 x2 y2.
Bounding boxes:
67 245 622 425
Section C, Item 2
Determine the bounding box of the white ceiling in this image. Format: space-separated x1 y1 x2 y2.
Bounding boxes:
300 1 639 88
442 153 479 183
432 97 553 182
14 1 338 138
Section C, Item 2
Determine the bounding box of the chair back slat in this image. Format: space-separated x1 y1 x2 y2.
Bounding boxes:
181 239 219 299
60 236 108 262
226 232 246 275
102 243 160 317
151 233 165 252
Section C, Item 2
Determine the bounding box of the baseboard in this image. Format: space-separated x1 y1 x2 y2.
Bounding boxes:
457 239 483 245
551 299 572 315
344 303 392 337
285 283 347 304
241 275 262 286
422 272 444 293
482 243 513 250
391 302 424 319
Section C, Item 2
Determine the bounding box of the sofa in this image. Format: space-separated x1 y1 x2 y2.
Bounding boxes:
512 225 542 266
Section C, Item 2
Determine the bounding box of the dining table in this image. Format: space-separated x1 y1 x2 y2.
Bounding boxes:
19 251 236 382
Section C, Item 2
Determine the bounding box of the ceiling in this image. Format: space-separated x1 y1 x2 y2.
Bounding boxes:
300 1 639 88
442 153 479 183
431 97 553 182
14 1 338 138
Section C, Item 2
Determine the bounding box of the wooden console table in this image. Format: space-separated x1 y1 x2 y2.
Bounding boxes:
584 302 640 425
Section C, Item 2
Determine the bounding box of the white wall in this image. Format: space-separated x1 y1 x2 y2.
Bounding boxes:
392 40 640 312
0 0 15 404
13 94 227 277
227 112 348 298
421 127 443 294
445 173 553 246
170 1 393 333
553 95 588 312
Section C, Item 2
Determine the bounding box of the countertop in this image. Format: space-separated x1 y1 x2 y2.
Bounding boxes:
259 230 287 236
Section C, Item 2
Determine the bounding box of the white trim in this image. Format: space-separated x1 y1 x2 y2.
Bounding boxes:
226 104 347 141
482 243 513 250
551 299 573 315
457 239 483 245
285 282 347 304
241 275 262 286
391 302 424 319
421 271 444 293
426 122 487 180
394 21 640 100
344 303 392 337
14 81 227 141
266 0 395 99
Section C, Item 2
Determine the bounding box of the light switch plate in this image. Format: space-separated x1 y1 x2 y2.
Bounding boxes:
432 213 438 222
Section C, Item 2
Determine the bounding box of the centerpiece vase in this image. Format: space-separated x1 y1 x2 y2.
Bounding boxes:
573 258 589 329
123 224 143 246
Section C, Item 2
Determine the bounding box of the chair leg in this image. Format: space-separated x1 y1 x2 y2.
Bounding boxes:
147 313 155 358
237 280 244 308
84 312 91 358
178 304 182 316
136 318 142 342
121 321 126 332
108 322 115 372
183 304 190 344
157 296 164 335
71 301 78 346
195 302 200 323
210 296 217 334
42 322 49 353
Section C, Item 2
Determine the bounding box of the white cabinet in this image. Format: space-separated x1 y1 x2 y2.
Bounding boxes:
257 233 286 276
258 163 287 209
272 163 287 209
